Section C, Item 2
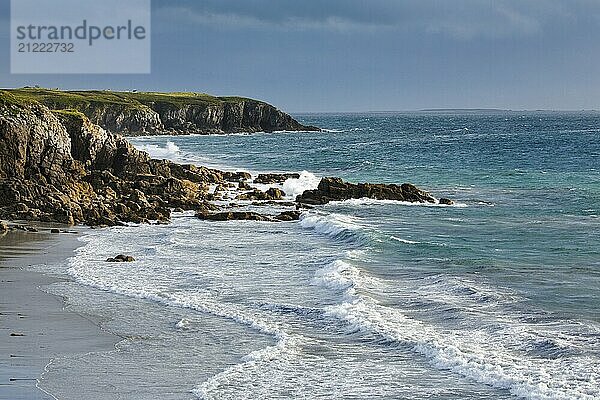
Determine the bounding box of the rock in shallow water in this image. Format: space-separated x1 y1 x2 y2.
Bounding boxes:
253 173 300 184
296 177 438 205
196 210 301 222
438 198 454 205
235 188 286 201
106 254 135 262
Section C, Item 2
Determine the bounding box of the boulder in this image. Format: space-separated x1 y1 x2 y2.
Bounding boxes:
236 188 286 201
275 210 301 221
196 211 272 222
254 173 300 184
296 177 438 205
439 198 454 205
223 171 252 182
238 181 252 190
196 209 301 222
106 254 135 262
265 188 285 200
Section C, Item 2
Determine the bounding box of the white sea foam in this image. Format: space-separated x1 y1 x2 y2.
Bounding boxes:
389 235 420 244
299 208 600 400
136 141 180 159
282 171 320 199
310 254 600 400
175 318 192 330
312 260 359 292
66 227 302 400
63 187 599 400
299 212 367 244
312 258 386 300
325 296 600 400
330 197 468 207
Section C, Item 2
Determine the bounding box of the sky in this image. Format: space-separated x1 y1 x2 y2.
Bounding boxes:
1 0 599 112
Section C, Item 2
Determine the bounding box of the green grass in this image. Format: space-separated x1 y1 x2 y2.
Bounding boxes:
0 90 38 107
51 108 87 119
1 88 264 112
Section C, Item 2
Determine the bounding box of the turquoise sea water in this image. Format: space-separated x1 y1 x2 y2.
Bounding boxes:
49 112 600 399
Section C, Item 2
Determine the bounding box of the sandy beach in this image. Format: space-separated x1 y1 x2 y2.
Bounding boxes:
0 227 118 400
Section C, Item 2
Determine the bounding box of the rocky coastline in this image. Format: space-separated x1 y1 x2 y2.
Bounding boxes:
0 90 451 232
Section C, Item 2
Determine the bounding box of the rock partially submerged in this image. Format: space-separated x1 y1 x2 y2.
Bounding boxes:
296 177 438 205
236 188 286 201
253 173 300 184
196 210 301 222
106 254 135 262
438 198 454 205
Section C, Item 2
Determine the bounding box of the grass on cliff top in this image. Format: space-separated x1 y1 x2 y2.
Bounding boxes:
51 108 87 120
2 88 265 111
0 90 38 107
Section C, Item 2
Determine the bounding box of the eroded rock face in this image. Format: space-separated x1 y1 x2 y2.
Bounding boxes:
296 177 437 205
0 101 229 226
12 91 320 136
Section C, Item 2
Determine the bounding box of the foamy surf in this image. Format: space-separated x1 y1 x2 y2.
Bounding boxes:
329 197 468 207
136 141 180 159
299 212 369 244
282 171 320 198
67 227 303 400
310 252 600 400
326 297 600 400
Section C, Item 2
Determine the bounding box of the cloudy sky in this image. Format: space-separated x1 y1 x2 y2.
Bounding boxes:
1 0 599 111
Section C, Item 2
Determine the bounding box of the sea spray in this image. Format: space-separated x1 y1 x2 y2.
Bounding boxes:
137 141 180 159
282 171 320 198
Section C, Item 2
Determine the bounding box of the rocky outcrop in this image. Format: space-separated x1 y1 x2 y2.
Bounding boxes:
254 173 300 184
235 188 286 201
0 96 249 226
3 89 320 136
196 210 301 222
296 177 437 205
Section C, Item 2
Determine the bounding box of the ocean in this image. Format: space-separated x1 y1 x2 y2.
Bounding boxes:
38 112 599 399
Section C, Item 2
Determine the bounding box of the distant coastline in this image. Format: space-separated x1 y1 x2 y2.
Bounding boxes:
1 88 320 136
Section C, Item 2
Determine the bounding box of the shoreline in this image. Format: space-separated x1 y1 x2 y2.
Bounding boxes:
0 227 119 400
1 223 274 399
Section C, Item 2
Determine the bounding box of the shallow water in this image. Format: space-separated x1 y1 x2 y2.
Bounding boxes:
44 112 600 399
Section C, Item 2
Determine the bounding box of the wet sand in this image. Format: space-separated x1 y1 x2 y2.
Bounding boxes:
0 227 118 400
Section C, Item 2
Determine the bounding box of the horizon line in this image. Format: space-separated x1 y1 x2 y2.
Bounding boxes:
290 108 600 114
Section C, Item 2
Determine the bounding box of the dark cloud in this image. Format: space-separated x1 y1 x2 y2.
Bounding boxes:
1 1 599 110
153 0 600 38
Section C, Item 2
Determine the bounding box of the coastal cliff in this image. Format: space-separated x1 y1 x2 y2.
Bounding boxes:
0 92 226 225
2 89 319 136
